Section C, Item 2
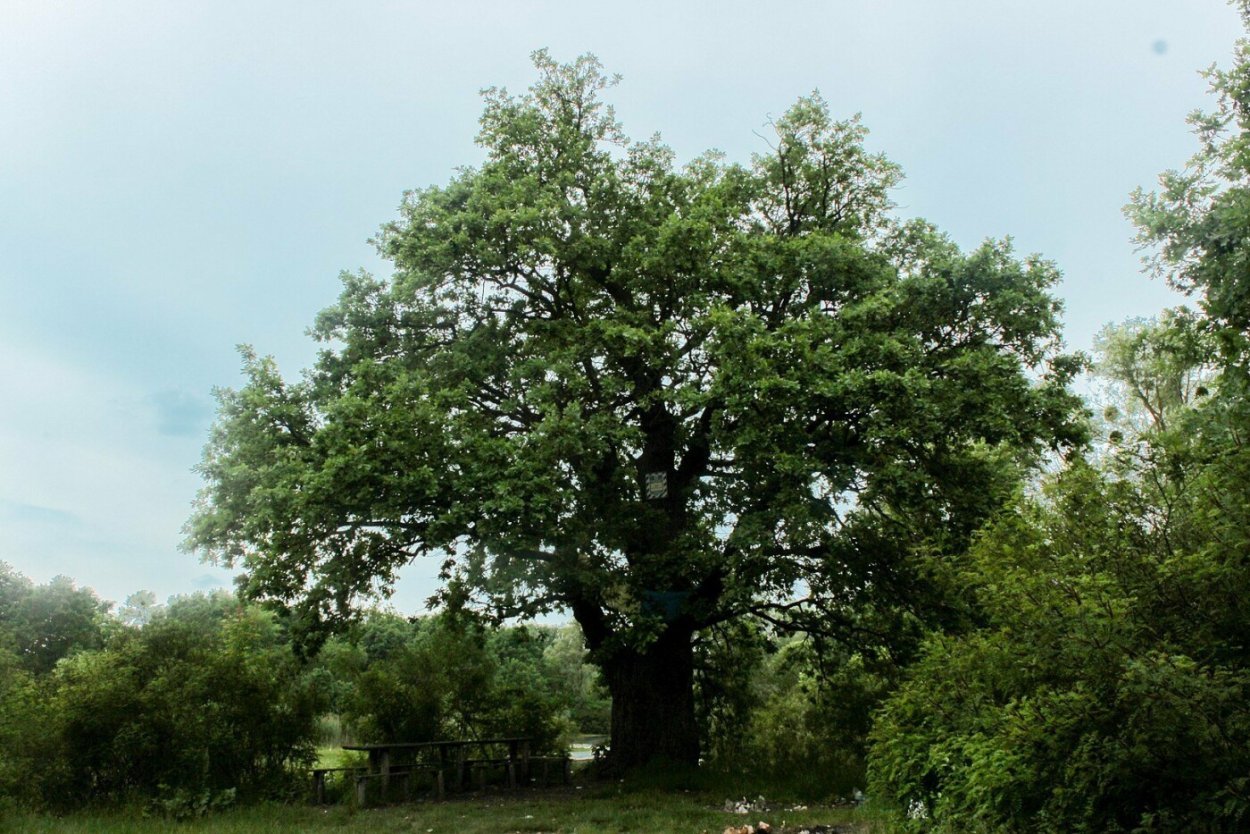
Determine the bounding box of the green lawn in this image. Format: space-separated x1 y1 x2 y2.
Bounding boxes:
2 787 876 833
315 746 367 769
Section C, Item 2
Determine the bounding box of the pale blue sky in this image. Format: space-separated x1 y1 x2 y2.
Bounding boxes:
1 0 1242 610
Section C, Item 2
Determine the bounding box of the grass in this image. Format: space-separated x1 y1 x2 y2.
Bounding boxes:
1 782 879 834
315 746 367 769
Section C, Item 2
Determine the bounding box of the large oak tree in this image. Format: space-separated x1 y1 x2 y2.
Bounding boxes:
187 53 1083 769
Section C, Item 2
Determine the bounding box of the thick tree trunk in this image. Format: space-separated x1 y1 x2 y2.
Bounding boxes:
602 627 700 770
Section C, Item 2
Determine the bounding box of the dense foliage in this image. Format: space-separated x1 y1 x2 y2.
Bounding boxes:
698 625 888 798
869 452 1250 831
0 586 321 811
0 571 607 813
315 611 607 753
0 566 111 674
868 13 1250 829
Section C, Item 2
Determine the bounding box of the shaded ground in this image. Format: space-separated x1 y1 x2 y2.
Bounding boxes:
2 785 877 834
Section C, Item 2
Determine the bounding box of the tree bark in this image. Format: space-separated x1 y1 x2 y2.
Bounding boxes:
601 626 700 770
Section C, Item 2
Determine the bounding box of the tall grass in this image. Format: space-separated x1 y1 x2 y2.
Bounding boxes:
315 713 353 747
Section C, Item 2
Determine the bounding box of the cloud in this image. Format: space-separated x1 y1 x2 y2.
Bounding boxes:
0 338 218 602
148 390 213 437
191 573 226 590
0 500 83 527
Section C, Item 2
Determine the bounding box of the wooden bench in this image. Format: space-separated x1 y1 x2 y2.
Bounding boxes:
311 766 366 805
459 757 517 790
526 755 571 786
337 737 534 805
352 763 447 805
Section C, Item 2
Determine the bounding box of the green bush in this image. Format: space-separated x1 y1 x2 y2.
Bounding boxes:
0 646 64 806
744 642 887 798
868 464 1250 832
542 624 611 735
698 621 888 799
0 591 322 809
329 612 572 754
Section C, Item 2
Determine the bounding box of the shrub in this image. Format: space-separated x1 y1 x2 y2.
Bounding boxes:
332 612 571 754
698 622 889 799
868 465 1250 832
3 592 322 809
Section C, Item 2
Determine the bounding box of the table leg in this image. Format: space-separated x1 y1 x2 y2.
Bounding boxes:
506 739 531 786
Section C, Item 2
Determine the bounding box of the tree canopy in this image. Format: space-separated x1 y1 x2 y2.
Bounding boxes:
187 52 1084 768
0 564 111 675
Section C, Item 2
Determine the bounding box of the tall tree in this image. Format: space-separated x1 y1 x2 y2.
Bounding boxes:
1129 0 1250 382
1093 309 1213 436
1126 0 1250 683
0 566 110 675
187 52 1083 769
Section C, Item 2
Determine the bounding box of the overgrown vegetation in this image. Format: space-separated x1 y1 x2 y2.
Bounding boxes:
0 586 321 811
0 563 874 814
0 580 614 812
315 611 609 751
697 622 888 798
867 9 1250 828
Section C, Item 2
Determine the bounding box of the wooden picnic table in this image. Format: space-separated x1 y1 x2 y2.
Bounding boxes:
341 737 532 798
